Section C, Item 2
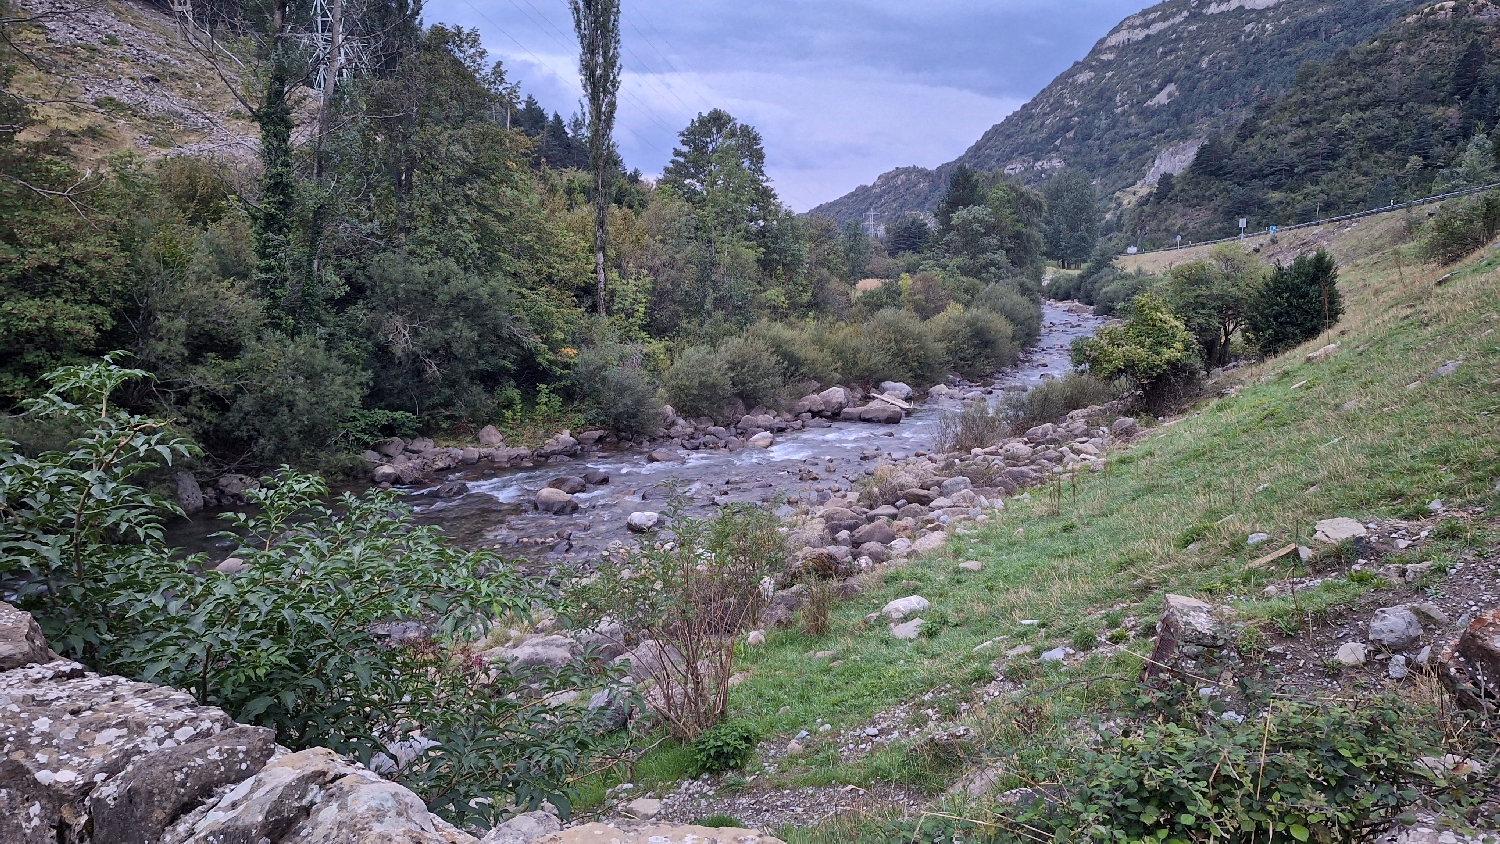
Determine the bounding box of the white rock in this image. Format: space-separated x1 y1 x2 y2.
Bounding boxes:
746 630 766 647
959 561 983 572
748 432 775 448
1313 518 1367 544
881 596 931 620
626 511 664 533
1247 533 1271 546
889 619 925 640
1335 642 1367 666
623 797 662 820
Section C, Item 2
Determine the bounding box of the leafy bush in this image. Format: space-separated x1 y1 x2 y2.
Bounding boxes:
1421 191 1500 264
691 721 761 774
932 308 1019 379
863 308 945 386
822 323 891 386
691 814 748 829
661 343 734 420
213 333 370 464
903 271 953 319
1246 250 1343 357
0 361 617 826
1072 294 1200 401
999 372 1123 433
745 320 840 387
972 281 1043 344
721 334 789 411
570 342 663 435
1014 689 1486 843
576 503 786 740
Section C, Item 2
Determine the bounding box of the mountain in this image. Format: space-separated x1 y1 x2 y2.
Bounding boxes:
810 0 1429 226
1133 0 1500 245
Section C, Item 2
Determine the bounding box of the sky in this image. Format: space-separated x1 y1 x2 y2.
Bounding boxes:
421 0 1155 212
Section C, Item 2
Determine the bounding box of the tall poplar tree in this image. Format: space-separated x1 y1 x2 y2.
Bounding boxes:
570 0 621 316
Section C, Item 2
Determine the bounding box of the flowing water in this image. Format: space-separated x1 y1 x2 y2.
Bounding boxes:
169 303 1103 568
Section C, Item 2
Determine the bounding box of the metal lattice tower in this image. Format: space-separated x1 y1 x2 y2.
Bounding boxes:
306 0 371 93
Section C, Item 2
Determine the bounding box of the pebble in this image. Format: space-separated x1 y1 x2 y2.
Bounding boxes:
1336 642 1367 666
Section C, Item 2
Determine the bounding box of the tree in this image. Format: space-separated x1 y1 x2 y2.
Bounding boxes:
1072 293 1199 397
570 0 622 316
1043 169 1100 268
660 109 777 237
1160 245 1265 369
936 164 987 230
887 213 932 255
1246 249 1342 356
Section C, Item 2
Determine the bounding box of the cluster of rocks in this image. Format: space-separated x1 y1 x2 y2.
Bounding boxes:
366 428 603 486
0 601 783 844
750 411 1141 631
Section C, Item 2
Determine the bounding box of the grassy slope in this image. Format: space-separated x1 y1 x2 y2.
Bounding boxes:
624 209 1500 823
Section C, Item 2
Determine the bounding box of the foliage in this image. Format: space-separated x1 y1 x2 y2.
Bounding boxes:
886 214 931 255
935 400 1009 453
690 720 761 774
1000 372 1124 434
1072 294 1200 397
745 320 841 388
569 0 623 315
660 343 734 420
1159 245 1266 369
0 362 618 825
1042 169 1100 268
1421 190 1500 264
861 309 945 387
931 308 1018 379
971 281 1042 345
575 503 786 740
570 342 663 435
1015 688 1481 843
721 334 790 411
1246 250 1343 357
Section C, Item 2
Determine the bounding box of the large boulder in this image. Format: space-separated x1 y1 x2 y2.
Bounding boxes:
0 602 59 670
548 476 587 495
852 520 897 546
477 425 505 447
373 437 406 458
173 472 204 516
1439 609 1500 712
819 507 864 535
480 811 562 844
488 634 578 670
792 394 826 415
859 404 904 424
881 595 930 621
748 431 775 448
535 487 579 515
879 381 914 400
536 432 580 458
818 386 851 415
1144 594 1239 680
627 512 666 533
1369 606 1424 651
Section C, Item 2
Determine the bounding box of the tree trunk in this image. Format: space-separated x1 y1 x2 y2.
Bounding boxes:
595 169 607 315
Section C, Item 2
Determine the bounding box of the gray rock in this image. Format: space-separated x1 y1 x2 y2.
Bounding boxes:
373 437 406 457
587 690 631 732
889 619 925 640
1369 607 1424 651
548 476 587 495
748 431 775 448
1432 360 1463 378
856 542 889 564
1247 533 1271 546
939 476 973 496
1314 518 1367 544
480 811 561 844
624 797 662 820
879 381 914 400
1388 655 1409 680
647 449 682 463
818 386 851 414
477 425 505 447
90 726 277 844
491 634 578 670
535 487 578 515
859 404 904 424
173 472 204 516
959 560 983 572
852 519 897 546
1336 642 1368 666
536 432 580 458
406 436 436 452
1040 647 1072 662
583 470 610 485
1110 417 1138 436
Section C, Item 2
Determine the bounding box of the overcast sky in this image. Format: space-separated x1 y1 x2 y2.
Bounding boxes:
422 0 1154 211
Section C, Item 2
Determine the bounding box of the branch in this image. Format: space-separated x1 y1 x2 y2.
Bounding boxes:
0 171 104 220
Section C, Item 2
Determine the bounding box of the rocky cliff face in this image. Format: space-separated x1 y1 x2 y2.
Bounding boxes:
809 0 1427 225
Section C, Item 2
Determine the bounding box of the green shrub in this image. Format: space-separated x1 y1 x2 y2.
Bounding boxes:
935 400 1009 453
863 308 944 386
1014 689 1485 843
570 342 663 435
1246 250 1343 358
822 323 889 386
1421 191 1500 264
691 814 747 829
1072 294 1199 400
0 360 617 826
1000 372 1123 433
214 333 369 464
903 271 953 319
972 281 1043 344
745 320 840 387
661 343 734 420
720 334 789 411
932 308 1019 379
852 277 905 319
691 721 761 774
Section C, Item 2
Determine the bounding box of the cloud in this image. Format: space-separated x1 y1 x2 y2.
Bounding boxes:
424 0 1152 210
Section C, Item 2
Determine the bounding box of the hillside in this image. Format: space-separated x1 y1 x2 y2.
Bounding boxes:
810 0 1427 226
1133 0 1500 245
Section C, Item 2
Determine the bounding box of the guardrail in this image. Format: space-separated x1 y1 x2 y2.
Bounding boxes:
1129 180 1500 256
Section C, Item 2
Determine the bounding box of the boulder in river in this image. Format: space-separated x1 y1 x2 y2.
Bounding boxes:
535 487 578 514
748 432 774 448
174 472 204 515
627 512 665 533
818 386 850 415
880 381 914 400
859 404 903 424
647 449 683 463
373 437 406 457
548 476 586 494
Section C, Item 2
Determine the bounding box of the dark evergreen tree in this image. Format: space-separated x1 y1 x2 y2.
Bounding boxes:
1246 249 1343 356
1042 169 1100 268
1452 37 1487 103
886 213 931 255
935 164 987 230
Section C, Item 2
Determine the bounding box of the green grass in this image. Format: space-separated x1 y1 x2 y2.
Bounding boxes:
709 212 1500 797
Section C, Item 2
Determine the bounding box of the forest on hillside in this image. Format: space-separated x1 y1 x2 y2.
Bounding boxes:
0 0 1102 471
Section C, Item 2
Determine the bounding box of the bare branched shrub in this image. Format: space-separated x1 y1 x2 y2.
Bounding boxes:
800 578 834 638
935 400 1008 453
575 504 786 741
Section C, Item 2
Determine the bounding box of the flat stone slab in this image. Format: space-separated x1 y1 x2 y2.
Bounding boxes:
1314 518 1367 544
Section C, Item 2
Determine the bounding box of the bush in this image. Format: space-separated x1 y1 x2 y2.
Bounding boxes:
801 577 834 637
1421 191 1500 264
1015 688 1487 843
1092 270 1153 316
972 281 1043 344
903 271 952 319
932 308 1019 379
214 333 370 464
576 503 786 740
863 308 945 386
0 361 617 826
1246 250 1343 357
1072 294 1199 401
720 334 789 411
935 400 1008 453
745 320 840 387
999 372 1124 433
570 342 663 435
822 323 890 386
661 343 734 420
691 721 761 774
